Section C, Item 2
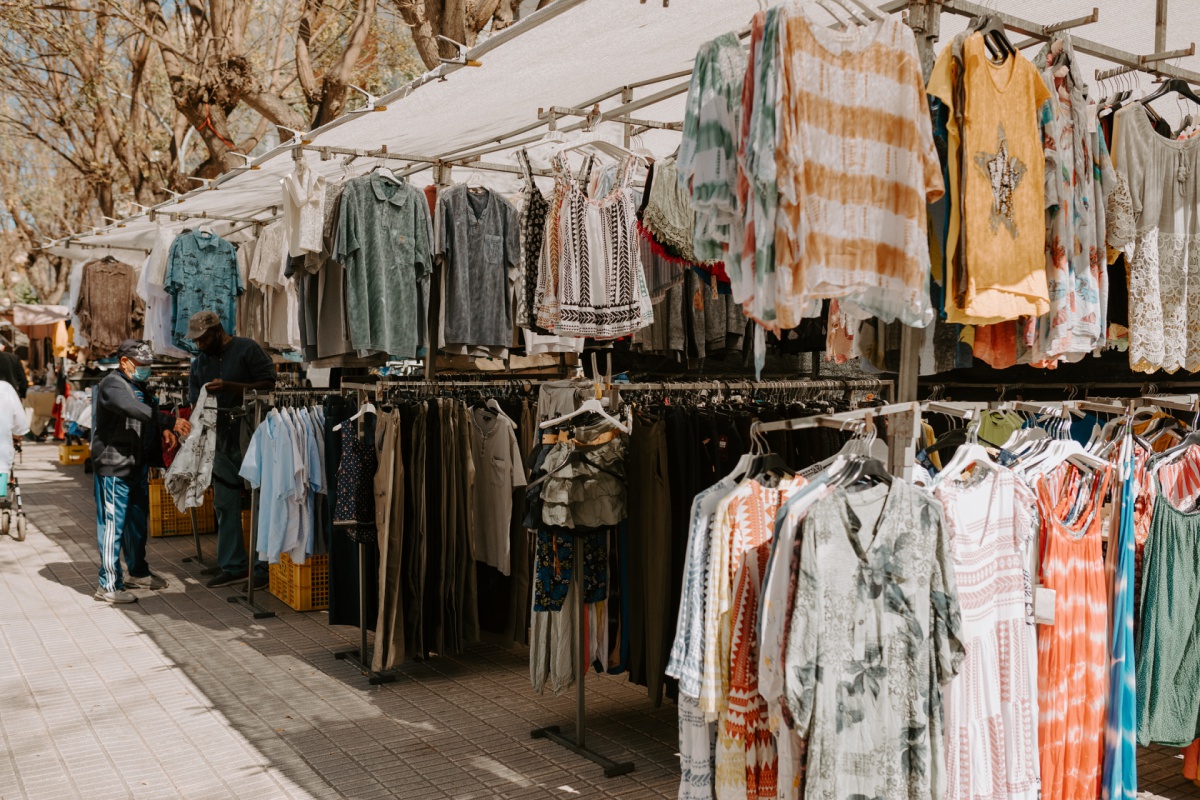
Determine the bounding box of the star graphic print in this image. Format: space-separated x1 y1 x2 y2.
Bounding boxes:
975 123 1027 238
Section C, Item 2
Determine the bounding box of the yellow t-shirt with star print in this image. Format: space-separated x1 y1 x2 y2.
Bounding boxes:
928 33 1052 324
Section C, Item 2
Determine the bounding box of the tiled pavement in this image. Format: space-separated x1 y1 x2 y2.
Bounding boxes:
0 443 1196 800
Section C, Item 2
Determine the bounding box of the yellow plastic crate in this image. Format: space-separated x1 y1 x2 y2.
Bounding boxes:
148 476 216 537
58 444 90 465
269 552 329 612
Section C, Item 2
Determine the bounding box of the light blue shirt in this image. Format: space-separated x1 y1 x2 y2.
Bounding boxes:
165 230 243 353
239 410 296 564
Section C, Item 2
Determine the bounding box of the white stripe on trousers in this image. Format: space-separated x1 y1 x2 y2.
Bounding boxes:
101 477 120 591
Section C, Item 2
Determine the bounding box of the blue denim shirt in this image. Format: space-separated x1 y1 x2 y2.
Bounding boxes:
165 230 243 353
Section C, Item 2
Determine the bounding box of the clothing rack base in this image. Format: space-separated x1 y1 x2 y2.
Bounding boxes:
530 535 635 779
180 507 208 568
334 539 398 685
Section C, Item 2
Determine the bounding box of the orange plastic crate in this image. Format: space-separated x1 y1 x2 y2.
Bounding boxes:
148 475 216 537
269 552 329 611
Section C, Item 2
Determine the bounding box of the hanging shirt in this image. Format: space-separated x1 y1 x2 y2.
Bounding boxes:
165 230 243 354
281 164 326 257
928 34 1052 324
74 258 145 358
1112 104 1200 373
468 407 526 576
336 173 433 359
436 185 521 349
139 226 191 359
678 32 747 267
239 409 302 565
774 12 943 329
164 386 219 513
784 479 965 800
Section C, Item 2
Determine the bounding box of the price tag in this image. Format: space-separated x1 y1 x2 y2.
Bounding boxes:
1034 587 1056 626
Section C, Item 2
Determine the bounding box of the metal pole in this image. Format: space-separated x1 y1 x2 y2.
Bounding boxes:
1156 0 1168 53
358 540 370 670
574 539 587 748
229 396 275 619
181 506 205 567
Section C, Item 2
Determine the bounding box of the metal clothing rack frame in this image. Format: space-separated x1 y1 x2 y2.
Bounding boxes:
530 526 633 778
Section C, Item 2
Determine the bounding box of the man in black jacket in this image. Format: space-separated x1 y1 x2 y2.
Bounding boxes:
92 340 191 604
185 311 276 589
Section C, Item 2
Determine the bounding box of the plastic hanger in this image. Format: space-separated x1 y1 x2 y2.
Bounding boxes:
538 397 629 434
1140 77 1200 111
483 398 517 429
373 164 402 184
971 14 1016 62
559 132 647 165
930 415 994 488
332 399 376 432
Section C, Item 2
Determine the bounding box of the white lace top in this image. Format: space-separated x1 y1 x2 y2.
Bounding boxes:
1112 106 1200 373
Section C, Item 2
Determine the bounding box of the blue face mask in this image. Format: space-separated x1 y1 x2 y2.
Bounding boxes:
133 366 152 382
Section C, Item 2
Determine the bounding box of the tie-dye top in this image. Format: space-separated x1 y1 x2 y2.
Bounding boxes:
774 11 943 330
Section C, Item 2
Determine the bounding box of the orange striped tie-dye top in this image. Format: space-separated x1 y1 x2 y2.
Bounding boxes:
774 12 943 331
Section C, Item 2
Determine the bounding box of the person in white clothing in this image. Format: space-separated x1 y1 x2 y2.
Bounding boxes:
0 381 28 479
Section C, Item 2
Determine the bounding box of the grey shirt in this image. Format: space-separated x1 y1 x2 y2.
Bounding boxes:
336 173 432 359
469 408 526 576
436 185 521 348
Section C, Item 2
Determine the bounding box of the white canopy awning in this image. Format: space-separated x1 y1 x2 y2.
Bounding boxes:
13 304 70 328
66 0 1200 256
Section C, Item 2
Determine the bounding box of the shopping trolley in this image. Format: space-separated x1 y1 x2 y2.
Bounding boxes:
1 439 26 541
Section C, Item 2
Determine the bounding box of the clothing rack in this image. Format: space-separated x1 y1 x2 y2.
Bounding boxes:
235 388 349 619
530 524 634 777
247 386 402 683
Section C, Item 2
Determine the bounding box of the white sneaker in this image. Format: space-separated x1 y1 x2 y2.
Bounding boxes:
93 588 138 604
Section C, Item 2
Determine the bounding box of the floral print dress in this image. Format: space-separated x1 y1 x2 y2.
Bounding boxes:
784 479 965 800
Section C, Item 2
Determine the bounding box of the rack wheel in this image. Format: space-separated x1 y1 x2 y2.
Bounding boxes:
1 510 10 536
13 515 24 542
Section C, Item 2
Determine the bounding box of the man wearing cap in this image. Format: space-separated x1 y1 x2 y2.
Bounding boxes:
184 310 276 589
92 340 192 604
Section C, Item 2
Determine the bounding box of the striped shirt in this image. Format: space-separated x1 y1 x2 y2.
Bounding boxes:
774 12 943 330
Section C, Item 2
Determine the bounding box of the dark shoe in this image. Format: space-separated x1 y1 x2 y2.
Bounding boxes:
249 572 269 591
206 570 248 588
124 573 168 590
93 588 138 604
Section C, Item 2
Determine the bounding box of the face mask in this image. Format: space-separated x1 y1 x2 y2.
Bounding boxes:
133 366 152 382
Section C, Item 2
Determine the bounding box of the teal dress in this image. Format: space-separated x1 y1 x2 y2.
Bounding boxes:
1136 481 1200 747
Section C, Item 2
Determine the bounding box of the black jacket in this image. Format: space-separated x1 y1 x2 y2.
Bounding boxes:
91 370 173 478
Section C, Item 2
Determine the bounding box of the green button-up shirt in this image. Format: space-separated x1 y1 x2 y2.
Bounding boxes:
336 173 432 359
